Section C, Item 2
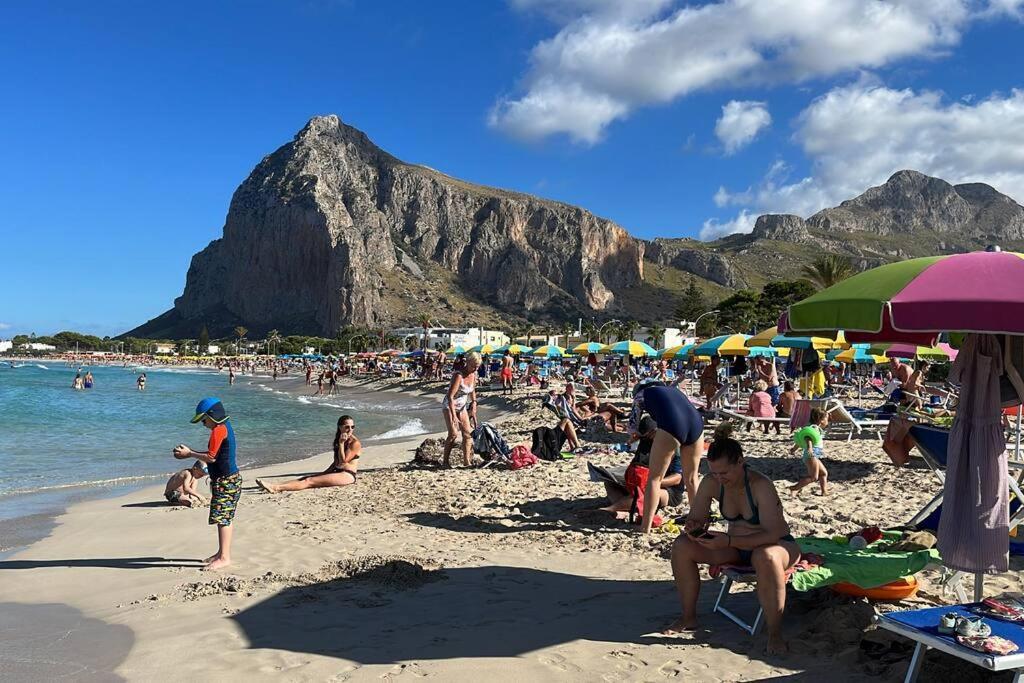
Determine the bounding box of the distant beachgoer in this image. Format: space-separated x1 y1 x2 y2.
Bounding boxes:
257 415 361 494
83 371 94 389
663 422 800 655
305 366 312 386
228 367 235 385
164 461 208 507
789 407 829 495
700 356 721 407
577 385 627 432
173 398 240 571
72 372 84 390
500 351 514 395
442 351 480 468
777 381 799 418
747 379 779 434
137 373 147 391
755 357 780 404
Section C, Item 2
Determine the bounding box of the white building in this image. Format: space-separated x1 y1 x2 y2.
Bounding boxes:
154 343 176 355
19 342 56 351
632 327 695 350
0 339 11 353
390 327 509 350
206 344 221 355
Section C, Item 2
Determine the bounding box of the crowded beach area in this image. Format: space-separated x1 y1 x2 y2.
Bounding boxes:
3 252 1024 682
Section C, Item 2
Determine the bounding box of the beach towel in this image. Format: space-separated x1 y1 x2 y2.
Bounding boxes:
792 533 938 591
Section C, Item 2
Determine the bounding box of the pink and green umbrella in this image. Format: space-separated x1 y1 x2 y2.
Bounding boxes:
782 251 1024 343
869 343 957 361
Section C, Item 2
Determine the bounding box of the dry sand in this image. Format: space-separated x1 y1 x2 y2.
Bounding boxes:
1 377 1020 682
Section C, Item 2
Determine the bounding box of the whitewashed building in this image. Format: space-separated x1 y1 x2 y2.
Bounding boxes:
390 327 509 350
19 342 56 351
0 339 11 353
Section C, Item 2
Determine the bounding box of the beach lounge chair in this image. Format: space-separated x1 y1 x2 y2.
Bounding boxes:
717 407 791 432
828 401 891 441
588 377 616 398
876 604 1024 682
693 384 730 415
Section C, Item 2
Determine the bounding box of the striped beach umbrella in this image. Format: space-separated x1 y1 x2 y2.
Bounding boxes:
603 340 659 357
746 346 778 358
529 344 566 358
660 343 695 359
494 344 532 354
830 345 884 364
783 250 1024 343
692 334 752 357
572 341 605 354
468 343 494 354
749 325 844 350
869 343 956 361
445 345 467 354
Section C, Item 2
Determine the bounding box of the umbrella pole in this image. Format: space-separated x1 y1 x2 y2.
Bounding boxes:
1016 409 1022 461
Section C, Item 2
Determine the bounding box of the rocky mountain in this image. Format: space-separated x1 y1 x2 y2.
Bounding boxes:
126 118 1024 339
128 115 643 338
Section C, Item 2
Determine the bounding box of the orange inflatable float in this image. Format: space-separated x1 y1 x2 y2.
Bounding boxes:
831 576 919 601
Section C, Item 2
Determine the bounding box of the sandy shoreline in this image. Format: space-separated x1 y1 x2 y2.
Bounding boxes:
1 377 1020 681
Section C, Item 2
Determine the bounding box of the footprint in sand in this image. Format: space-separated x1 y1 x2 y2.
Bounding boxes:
603 649 647 672
328 664 362 681
379 662 428 679
659 659 712 678
538 652 582 673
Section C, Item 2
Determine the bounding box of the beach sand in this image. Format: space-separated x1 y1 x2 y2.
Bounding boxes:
1 377 1020 682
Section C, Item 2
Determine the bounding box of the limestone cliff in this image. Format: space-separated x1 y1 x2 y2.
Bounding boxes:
136 115 644 337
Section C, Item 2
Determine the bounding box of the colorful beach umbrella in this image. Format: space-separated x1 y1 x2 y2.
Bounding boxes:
445 345 467 354
529 345 566 358
783 250 1024 343
869 343 956 361
468 343 494 354
660 343 695 359
692 334 752 357
494 343 532 355
746 346 777 358
572 341 605 354
830 345 885 364
603 340 659 357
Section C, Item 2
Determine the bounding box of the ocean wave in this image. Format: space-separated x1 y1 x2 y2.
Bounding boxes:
366 418 427 441
0 474 167 498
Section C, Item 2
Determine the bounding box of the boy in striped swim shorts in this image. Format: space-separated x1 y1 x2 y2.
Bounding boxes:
173 397 241 571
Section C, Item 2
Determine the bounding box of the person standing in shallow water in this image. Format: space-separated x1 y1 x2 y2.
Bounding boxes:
173 398 241 571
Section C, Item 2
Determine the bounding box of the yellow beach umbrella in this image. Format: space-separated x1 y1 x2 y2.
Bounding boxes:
747 326 779 348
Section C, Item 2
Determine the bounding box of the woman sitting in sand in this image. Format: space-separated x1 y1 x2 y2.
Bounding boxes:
664 422 800 655
442 351 480 468
575 385 627 432
256 415 361 493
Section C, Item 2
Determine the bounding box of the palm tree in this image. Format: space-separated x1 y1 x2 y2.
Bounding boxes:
618 320 640 344
581 319 599 343
801 254 855 290
266 329 281 357
234 326 248 356
417 313 432 350
561 321 576 348
647 324 666 349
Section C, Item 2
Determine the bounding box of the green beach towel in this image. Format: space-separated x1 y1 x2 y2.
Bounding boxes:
792 532 940 592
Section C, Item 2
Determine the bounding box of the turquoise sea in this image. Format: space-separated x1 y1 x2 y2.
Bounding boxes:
0 363 438 552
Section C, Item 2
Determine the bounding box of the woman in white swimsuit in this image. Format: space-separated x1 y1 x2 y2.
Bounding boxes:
443 352 480 468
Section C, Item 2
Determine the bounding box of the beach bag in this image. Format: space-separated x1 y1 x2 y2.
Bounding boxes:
586 415 606 434
531 426 566 461
624 463 650 524
509 445 538 470
472 423 512 461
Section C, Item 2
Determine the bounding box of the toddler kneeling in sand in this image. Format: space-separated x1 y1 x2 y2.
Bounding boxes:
789 408 829 496
164 461 208 507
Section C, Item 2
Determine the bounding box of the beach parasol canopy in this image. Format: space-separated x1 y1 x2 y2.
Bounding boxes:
746 346 777 358
869 343 956 361
529 345 566 358
692 334 752 357
572 342 605 354
468 343 494 354
660 343 695 359
749 325 845 350
782 250 1024 344
603 340 659 357
445 345 467 354
494 344 532 355
830 345 885 364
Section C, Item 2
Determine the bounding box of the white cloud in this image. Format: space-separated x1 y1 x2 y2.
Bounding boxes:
715 100 771 153
493 0 996 143
709 83 1024 234
699 209 756 240
0 322 11 331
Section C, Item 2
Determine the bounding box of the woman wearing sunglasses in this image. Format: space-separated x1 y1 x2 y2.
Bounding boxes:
256 415 361 493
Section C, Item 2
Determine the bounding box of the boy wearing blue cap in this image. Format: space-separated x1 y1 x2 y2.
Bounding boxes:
173 397 240 571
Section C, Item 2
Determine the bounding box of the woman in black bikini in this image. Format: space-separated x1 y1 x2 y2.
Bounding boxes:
664 422 800 655
256 415 361 493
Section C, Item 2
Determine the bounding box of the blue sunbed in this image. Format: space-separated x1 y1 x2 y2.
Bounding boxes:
877 603 1024 682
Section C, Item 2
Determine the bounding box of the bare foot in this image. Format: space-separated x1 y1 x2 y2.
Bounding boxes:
255 478 277 494
661 616 698 634
765 632 788 655
203 557 231 571
819 477 829 496
203 553 220 563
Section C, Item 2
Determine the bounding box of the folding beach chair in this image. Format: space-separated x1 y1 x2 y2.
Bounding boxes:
828 401 891 441
588 377 616 398
718 407 791 432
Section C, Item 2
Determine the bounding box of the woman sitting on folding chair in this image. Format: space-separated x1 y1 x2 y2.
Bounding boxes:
662 422 800 655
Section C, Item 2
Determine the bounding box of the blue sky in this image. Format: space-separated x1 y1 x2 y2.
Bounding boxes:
2 1 1023 337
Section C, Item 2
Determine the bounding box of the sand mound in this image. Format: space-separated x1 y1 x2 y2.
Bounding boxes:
413 438 447 467
176 555 442 600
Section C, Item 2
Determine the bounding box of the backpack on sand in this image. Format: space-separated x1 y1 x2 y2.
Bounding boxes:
531 426 566 461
